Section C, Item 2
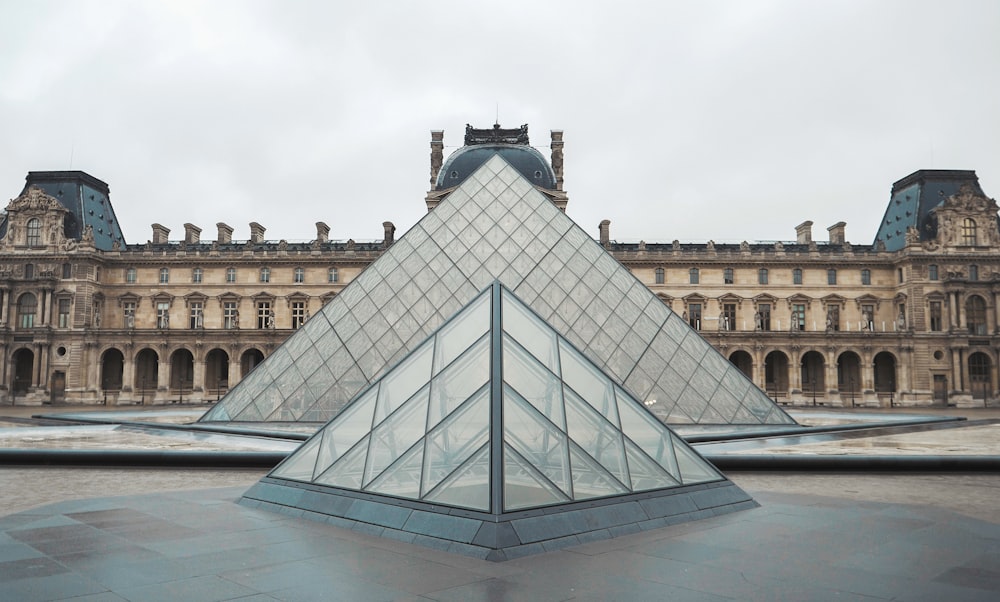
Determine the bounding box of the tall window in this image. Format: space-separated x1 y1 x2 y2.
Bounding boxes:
259 267 270 283
928 264 939 281
156 302 170 328
257 301 273 329
929 301 943 332
62 263 72 279
189 302 204 329
125 267 137 283
861 269 871 286
687 303 702 330
24 264 34 279
159 268 169 284
688 268 699 285
861 304 875 331
898 268 904 283
723 267 734 285
969 265 979 281
827 268 837 285
756 304 771 331
722 303 736 331
226 267 237 283
962 218 977 245
791 303 806 331
123 301 136 328
654 267 664 285
792 268 802 285
966 295 987 335
17 293 37 329
825 305 840 331
223 302 239 329
758 268 768 285
192 267 203 283
292 301 307 329
294 267 305 283
26 218 42 246
328 267 339 283
58 298 71 328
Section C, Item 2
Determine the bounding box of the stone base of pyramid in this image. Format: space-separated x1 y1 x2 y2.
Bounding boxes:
240 477 758 561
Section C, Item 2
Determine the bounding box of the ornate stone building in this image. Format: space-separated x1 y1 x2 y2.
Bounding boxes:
1 132 996 409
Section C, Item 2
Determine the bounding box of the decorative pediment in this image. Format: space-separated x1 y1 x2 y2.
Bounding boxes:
286 292 309 307
787 294 812 309
893 292 908 305
821 294 847 307
682 293 707 305
219 292 242 307
320 292 337 305
942 183 999 214
854 294 881 310
151 292 174 307
184 292 208 307
252 291 276 303
6 186 65 213
717 293 743 304
118 293 140 307
752 293 777 307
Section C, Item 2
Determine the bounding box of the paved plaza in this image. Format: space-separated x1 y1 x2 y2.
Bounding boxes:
0 404 997 600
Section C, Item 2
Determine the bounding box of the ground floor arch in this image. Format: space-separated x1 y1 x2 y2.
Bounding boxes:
968 351 991 400
728 350 753 380
135 348 158 394
11 348 34 394
764 350 789 398
241 348 265 377
873 351 897 393
170 349 195 392
101 348 124 391
801 350 825 396
205 348 230 398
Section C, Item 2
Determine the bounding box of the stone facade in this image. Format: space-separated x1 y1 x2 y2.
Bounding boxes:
1 146 997 409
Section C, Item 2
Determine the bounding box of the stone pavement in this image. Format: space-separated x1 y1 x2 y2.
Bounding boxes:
0 483 997 601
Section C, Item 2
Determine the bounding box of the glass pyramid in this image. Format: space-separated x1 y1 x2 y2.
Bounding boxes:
202 154 793 425
269 282 723 513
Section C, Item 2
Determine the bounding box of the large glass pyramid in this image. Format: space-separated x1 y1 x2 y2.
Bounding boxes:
242 282 756 560
203 154 793 426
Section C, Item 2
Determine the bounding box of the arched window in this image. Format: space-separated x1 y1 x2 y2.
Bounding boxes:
328 267 339 283
966 295 988 335
962 218 978 245
654 268 664 284
294 267 305 283
17 293 37 328
688 268 699 284
26 218 42 246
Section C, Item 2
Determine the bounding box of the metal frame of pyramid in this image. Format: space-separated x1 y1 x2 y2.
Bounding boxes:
203 154 793 426
241 282 756 561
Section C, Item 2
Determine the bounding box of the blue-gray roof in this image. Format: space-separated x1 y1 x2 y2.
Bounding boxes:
436 144 556 190
873 170 985 251
20 171 127 250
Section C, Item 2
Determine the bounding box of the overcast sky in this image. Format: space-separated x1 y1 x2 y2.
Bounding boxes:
2 0 998 247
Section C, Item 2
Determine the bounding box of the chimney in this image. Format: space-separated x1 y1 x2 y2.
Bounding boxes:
216 222 233 244
429 131 444 187
151 223 170 244
599 219 611 247
550 130 564 191
316 222 330 243
827 221 846 244
795 221 813 244
383 221 395 248
183 223 201 244
249 222 266 243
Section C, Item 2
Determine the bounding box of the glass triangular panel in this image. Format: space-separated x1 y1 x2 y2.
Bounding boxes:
421 388 490 497
672 435 722 485
363 384 429 487
374 339 433 425
501 288 558 373
315 435 370 489
615 386 680 477
424 444 490 511
559 340 619 427
568 441 629 500
504 446 570 511
503 334 565 429
366 439 424 500
503 386 571 497
427 335 490 431
564 387 629 487
312 386 378 478
270 435 321 482
433 288 491 376
624 438 679 492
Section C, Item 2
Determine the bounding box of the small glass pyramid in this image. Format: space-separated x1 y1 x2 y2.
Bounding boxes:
203 154 793 426
270 282 722 513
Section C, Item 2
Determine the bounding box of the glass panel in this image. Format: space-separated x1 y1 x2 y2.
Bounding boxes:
428 336 490 430
673 436 722 484
559 340 618 426
423 444 490 511
365 440 423 500
433 289 491 375
421 388 490 497
503 335 564 429
313 386 378 477
504 446 570 511
374 340 433 424
502 289 558 373
314 434 369 489
363 384 429 487
624 438 679 491
568 442 629 500
270 436 321 482
564 387 629 488
504 387 571 497
616 386 680 478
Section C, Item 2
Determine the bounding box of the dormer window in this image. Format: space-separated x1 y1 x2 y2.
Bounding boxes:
962 218 977 245
26 218 42 247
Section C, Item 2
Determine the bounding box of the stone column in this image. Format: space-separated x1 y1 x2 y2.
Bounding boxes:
121 350 135 395
192 356 205 396
825 349 838 403
951 348 964 392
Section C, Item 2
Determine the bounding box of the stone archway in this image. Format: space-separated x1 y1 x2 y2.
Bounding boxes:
838 351 862 406
205 348 230 399
134 348 158 396
170 349 194 393
764 350 789 400
728 350 753 380
241 348 265 378
12 348 34 394
968 352 991 401
800 351 825 397
873 351 897 393
101 348 125 391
